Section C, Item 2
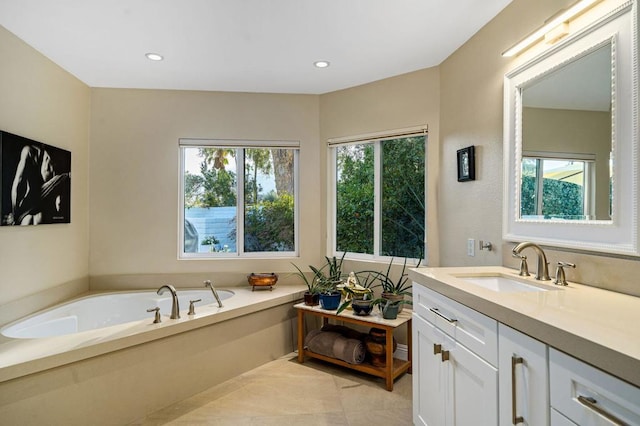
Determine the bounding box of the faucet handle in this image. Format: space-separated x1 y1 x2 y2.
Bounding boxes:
512 253 530 276
554 262 575 286
147 307 161 324
188 299 202 315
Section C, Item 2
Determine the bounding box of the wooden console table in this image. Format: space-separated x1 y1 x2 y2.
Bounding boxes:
295 302 412 391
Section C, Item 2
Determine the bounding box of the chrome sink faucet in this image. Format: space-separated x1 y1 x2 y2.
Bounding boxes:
512 242 551 281
205 280 223 308
157 284 180 319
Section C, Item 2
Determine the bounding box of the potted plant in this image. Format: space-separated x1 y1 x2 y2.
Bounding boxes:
312 253 346 310
292 253 346 308
375 257 421 313
292 263 324 306
371 297 413 320
336 271 379 314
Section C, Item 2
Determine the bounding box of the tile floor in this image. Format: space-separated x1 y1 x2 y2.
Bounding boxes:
132 352 412 425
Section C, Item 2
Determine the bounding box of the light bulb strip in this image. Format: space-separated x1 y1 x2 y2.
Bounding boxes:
502 0 603 57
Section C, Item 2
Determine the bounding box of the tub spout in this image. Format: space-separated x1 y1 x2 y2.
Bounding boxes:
157 285 180 319
205 280 223 308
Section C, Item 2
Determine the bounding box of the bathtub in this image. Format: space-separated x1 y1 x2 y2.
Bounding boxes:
1 288 234 339
0 285 306 425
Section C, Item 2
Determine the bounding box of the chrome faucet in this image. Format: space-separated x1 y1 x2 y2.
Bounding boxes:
157 284 180 319
205 280 223 308
512 242 551 281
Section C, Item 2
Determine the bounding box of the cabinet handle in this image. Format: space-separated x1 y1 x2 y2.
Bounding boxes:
441 350 450 362
511 356 524 424
433 343 442 355
577 395 628 426
429 307 458 324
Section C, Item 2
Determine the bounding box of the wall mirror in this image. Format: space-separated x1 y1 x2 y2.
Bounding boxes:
503 1 639 255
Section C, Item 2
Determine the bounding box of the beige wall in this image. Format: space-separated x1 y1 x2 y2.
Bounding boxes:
0 26 90 309
437 0 577 267
89 88 322 287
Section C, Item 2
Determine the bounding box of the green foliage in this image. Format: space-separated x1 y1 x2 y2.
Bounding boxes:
244 193 295 252
521 176 584 219
381 137 425 258
374 257 420 296
335 137 425 258
336 144 374 253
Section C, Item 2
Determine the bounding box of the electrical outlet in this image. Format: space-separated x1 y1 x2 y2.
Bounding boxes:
467 238 475 256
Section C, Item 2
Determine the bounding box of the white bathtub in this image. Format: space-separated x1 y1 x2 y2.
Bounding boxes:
0 285 306 425
1 289 234 339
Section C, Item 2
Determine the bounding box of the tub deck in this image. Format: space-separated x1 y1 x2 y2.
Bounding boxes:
0 285 306 383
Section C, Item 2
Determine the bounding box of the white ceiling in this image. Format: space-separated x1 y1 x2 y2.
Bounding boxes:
0 0 513 94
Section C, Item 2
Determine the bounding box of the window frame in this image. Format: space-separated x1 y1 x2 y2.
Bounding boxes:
327 128 427 263
178 138 300 259
521 150 596 219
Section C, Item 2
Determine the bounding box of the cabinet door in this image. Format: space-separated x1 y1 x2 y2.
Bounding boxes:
449 338 499 426
413 313 448 426
498 324 549 426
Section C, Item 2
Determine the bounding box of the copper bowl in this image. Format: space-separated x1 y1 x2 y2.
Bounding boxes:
247 272 278 287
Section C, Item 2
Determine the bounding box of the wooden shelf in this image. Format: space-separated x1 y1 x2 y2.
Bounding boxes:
295 302 412 391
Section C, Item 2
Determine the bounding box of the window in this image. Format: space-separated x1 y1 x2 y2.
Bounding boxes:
521 153 595 220
179 139 298 258
330 131 426 261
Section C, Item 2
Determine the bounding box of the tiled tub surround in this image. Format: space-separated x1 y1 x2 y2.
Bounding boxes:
409 266 640 388
0 285 306 425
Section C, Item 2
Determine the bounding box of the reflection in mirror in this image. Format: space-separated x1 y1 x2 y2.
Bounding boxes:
520 42 612 221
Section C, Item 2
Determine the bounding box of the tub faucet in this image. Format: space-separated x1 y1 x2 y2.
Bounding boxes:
205 280 223 308
512 242 551 281
157 284 180 319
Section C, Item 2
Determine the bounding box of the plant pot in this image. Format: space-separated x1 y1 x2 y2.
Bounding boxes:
381 302 400 320
365 327 397 367
382 292 405 313
303 292 320 306
351 299 373 316
319 292 341 310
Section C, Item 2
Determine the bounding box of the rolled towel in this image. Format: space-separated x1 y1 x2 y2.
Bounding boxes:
304 330 366 364
321 324 368 342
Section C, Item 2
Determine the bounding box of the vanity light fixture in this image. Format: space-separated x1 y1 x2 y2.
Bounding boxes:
502 0 603 57
145 52 164 61
314 60 330 68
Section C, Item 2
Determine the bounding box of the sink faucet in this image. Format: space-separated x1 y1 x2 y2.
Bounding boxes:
512 242 551 281
157 284 180 319
205 280 223 308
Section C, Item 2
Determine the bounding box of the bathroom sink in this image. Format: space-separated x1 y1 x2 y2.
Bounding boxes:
457 275 557 293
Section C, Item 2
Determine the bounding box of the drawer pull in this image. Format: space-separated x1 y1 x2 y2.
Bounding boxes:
429 307 458 324
433 343 442 355
511 356 524 425
441 350 450 362
577 395 628 426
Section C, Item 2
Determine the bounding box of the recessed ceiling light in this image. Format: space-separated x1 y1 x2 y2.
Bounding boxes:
145 53 164 61
314 61 330 68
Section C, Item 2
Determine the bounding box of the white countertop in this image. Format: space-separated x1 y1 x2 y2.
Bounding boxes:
409 266 640 388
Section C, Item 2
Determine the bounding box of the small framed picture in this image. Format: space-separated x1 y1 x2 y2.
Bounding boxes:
457 146 475 182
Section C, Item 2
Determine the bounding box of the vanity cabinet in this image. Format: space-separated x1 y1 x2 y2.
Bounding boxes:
498 324 549 426
549 348 640 425
413 284 498 426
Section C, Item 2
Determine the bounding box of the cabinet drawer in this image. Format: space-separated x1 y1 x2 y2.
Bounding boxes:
550 348 640 425
412 283 498 365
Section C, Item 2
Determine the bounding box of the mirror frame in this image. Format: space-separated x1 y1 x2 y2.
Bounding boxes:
503 1 639 256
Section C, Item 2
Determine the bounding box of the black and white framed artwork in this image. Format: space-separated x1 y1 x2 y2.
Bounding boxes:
1 130 71 226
